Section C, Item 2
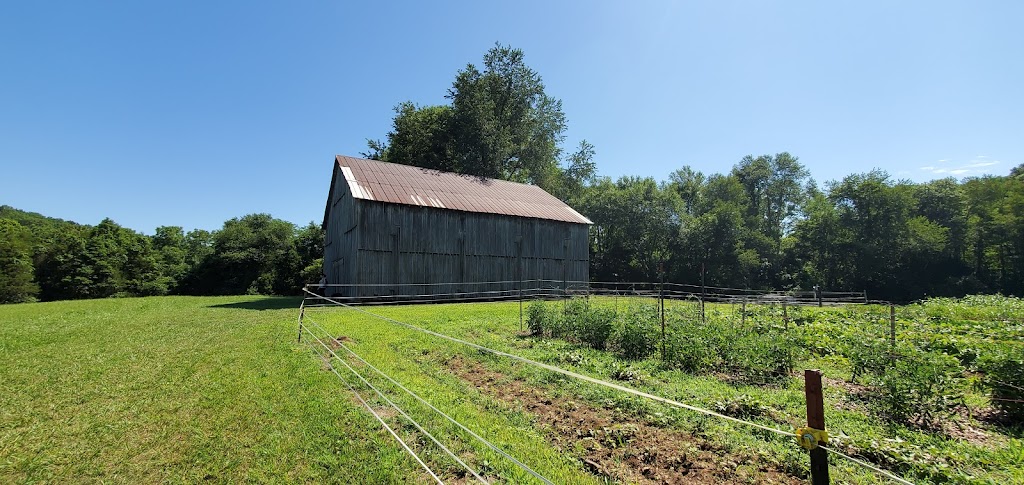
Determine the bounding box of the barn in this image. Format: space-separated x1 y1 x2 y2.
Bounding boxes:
322 155 591 298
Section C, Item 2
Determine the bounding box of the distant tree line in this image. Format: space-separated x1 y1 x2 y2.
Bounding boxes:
0 207 324 303
574 159 1024 301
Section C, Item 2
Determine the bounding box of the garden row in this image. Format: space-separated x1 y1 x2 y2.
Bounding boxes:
526 296 1024 426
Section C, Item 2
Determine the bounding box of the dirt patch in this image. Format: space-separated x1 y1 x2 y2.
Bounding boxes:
329 335 355 349
448 356 801 484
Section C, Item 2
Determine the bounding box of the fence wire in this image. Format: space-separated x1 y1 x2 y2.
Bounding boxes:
297 280 1024 483
300 288 919 484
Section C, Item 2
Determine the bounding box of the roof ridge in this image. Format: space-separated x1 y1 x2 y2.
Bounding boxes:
335 154 543 190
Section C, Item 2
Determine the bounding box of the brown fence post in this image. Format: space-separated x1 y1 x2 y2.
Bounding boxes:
804 369 830 485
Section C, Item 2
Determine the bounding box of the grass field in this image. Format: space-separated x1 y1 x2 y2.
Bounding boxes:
2 295 1022 483
0 296 425 483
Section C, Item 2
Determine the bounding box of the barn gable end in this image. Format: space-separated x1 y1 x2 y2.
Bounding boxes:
323 155 590 298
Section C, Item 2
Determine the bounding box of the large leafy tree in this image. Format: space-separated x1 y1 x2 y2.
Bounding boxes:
731 153 809 285
581 177 681 281
366 44 593 197
196 214 298 295
0 219 40 303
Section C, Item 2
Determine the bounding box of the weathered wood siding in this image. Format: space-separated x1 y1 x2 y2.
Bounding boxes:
323 165 590 298
323 168 359 296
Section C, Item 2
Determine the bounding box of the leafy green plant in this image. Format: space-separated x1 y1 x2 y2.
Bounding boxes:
607 303 659 360
576 305 616 350
847 338 893 382
980 348 1024 423
713 394 770 419
609 362 645 383
726 332 795 381
527 300 558 336
663 330 717 372
874 350 966 427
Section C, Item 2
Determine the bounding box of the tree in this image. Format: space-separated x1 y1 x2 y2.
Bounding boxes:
731 153 809 285
1011 163 1024 179
675 174 760 287
153 226 189 290
369 103 456 172
668 166 706 217
368 44 589 196
579 177 680 281
552 140 597 205
201 214 298 295
295 222 326 287
0 219 39 303
827 171 920 298
789 190 848 289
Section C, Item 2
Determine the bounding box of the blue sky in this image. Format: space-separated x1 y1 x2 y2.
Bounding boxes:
1 1 1021 233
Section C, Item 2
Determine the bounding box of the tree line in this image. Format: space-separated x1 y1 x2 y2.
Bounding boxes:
0 207 324 303
575 160 1024 301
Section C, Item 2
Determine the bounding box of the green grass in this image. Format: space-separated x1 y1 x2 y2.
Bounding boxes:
0 296 422 483
3 295 1022 484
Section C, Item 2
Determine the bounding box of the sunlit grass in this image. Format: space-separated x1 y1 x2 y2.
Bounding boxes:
0 296 419 483
3 295 1020 483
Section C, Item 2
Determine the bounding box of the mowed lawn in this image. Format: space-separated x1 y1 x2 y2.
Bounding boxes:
0 296 424 483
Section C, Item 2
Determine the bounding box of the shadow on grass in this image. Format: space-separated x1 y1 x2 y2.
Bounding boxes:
208 296 304 311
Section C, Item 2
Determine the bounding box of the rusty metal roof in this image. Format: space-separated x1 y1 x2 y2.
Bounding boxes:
334 155 592 224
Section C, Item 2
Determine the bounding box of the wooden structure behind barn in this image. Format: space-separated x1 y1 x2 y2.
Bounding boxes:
322 155 592 298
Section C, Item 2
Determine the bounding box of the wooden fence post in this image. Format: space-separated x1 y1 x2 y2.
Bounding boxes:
805 369 830 485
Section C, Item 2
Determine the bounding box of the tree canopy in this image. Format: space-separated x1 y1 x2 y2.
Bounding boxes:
364 44 594 200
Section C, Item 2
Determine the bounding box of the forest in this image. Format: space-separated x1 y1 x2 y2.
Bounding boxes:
2 44 1022 304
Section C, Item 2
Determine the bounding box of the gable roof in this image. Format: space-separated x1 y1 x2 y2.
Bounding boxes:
326 155 592 225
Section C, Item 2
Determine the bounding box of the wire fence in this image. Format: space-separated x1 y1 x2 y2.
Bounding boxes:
294 283 950 484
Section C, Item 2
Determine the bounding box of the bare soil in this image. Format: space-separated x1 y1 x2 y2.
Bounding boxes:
448 356 802 484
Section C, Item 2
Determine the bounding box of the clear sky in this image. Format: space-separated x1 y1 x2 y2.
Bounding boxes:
2 1 1021 234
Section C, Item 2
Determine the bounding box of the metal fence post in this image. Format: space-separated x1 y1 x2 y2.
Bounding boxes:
519 285 524 332
659 277 666 361
741 297 746 326
889 303 896 349
700 262 707 323
783 301 789 330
